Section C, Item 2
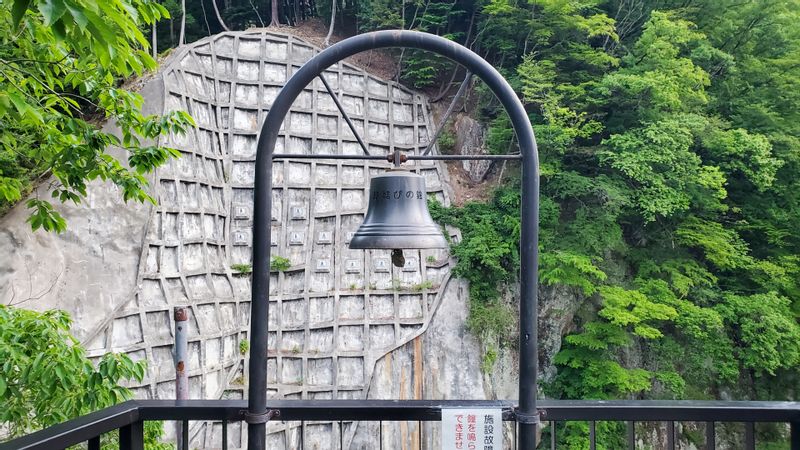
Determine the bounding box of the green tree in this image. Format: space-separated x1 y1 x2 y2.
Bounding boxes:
0 307 139 433
0 0 194 231
0 306 171 447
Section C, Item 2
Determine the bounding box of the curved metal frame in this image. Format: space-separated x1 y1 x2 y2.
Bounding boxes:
249 30 540 449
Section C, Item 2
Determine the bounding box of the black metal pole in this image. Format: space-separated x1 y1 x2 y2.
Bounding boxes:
248 30 540 450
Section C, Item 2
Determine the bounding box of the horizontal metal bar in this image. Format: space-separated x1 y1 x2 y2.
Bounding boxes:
539 400 800 422
133 399 800 422
137 400 246 421
272 153 387 160
139 399 517 422
270 153 523 161
0 402 140 450
406 154 522 160
5 399 800 450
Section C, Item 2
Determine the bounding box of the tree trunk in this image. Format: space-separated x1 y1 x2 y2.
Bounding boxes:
270 0 281 26
212 0 231 31
323 0 336 46
249 0 265 26
199 0 212 35
179 0 186 45
151 23 157 58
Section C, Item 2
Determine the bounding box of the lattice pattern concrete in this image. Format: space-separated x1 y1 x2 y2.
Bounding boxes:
79 30 454 448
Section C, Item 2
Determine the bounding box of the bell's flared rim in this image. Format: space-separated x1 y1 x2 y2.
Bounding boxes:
349 233 448 249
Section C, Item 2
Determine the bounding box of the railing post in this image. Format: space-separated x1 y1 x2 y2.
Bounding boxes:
119 421 144 450
791 422 799 450
706 421 715 449
174 307 189 450
666 421 675 450
222 420 228 450
627 421 635 450
88 436 100 450
745 422 755 450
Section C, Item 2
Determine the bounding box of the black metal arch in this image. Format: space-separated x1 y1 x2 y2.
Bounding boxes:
249 30 540 450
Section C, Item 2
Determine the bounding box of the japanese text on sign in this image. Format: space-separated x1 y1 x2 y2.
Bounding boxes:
371 190 424 201
442 409 503 450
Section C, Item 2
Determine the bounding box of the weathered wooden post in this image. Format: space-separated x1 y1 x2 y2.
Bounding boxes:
174 307 189 449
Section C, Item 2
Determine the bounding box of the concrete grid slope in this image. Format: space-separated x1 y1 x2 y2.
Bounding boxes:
79 30 456 448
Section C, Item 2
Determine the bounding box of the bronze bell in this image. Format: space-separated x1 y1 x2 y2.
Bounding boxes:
349 170 448 262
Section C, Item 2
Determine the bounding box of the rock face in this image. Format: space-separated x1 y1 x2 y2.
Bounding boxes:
453 114 492 183
0 79 164 343
347 278 488 448
538 284 585 383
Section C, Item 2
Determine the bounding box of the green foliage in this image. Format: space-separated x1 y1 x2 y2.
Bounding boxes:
270 256 291 272
231 263 252 274
715 292 800 376
600 117 718 221
0 0 194 231
597 286 678 339
239 339 250 355
429 186 520 338
418 4 800 446
436 129 455 154
676 217 752 270
543 421 626 450
232 258 291 273
0 306 171 447
0 306 147 436
411 280 434 291
480 346 497 373
540 251 606 296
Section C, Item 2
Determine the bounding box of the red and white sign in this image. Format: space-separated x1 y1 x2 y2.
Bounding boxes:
442 408 503 450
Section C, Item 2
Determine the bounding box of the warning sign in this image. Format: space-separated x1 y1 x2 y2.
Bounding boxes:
442 408 503 450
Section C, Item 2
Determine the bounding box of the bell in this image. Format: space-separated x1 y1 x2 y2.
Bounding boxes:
349 170 448 256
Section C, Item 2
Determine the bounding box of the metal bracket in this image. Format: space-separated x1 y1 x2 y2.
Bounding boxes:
514 409 542 425
241 409 280 424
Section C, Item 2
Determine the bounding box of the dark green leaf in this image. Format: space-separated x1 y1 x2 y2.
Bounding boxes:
11 0 32 29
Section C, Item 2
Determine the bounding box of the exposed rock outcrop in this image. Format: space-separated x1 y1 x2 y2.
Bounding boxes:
453 114 493 183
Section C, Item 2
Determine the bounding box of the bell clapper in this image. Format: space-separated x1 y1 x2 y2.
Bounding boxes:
391 249 405 268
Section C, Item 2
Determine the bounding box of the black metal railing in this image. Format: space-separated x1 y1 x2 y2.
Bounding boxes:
1 399 798 449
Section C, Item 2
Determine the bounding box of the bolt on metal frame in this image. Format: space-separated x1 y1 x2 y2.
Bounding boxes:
247 30 540 450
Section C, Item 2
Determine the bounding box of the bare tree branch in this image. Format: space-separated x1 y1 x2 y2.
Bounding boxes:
212 0 231 31
324 0 336 46
179 0 186 45
199 0 212 36
249 0 266 26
